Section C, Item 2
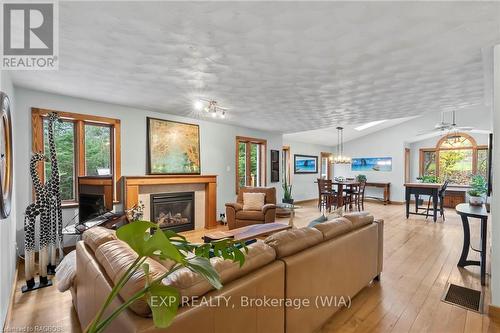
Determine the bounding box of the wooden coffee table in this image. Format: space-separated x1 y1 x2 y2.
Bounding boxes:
203 222 291 243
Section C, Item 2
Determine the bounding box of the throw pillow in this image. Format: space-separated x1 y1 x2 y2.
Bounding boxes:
307 214 328 228
243 192 266 211
327 206 344 221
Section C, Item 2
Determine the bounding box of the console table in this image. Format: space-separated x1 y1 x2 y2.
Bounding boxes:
456 203 488 285
365 182 391 204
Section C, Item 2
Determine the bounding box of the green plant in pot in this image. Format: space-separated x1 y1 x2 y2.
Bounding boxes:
282 178 293 204
468 174 487 206
356 174 367 182
86 221 247 333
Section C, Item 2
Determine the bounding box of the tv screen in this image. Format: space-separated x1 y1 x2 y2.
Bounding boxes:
79 193 106 223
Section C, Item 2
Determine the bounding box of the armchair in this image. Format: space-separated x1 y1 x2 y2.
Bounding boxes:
225 187 277 230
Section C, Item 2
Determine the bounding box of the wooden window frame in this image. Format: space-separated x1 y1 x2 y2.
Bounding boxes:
418 132 487 185
235 136 267 194
32 108 121 206
320 152 332 180
282 145 291 185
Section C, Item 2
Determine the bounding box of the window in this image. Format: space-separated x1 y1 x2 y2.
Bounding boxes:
236 136 267 192
32 108 121 205
43 119 76 200
419 133 488 186
320 152 332 180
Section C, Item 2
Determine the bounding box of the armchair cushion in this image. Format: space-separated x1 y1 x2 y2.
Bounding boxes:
242 192 266 211
236 210 265 221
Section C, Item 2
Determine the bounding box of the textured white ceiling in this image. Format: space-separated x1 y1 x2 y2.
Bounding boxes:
10 1 500 133
284 116 418 147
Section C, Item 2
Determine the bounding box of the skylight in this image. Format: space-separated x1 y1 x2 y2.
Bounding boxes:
354 120 387 131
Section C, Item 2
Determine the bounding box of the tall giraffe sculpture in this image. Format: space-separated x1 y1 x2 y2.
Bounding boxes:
46 112 63 272
23 152 51 290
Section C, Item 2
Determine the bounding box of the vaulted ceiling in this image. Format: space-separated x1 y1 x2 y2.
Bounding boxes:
10 1 500 133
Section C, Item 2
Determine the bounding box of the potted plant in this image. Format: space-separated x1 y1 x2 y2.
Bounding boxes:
356 174 367 182
468 174 487 206
86 221 247 332
282 178 294 204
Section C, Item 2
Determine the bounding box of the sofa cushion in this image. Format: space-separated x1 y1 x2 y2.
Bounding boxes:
307 215 328 228
264 227 323 258
162 240 276 300
344 211 374 229
313 217 353 240
82 227 116 253
236 210 265 221
95 240 168 316
243 192 266 211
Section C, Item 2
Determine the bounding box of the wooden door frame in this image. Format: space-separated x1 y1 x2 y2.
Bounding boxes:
320 152 333 180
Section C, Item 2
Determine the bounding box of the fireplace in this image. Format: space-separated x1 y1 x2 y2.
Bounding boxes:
150 192 195 232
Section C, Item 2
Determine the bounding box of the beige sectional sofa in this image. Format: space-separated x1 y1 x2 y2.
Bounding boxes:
74 212 383 333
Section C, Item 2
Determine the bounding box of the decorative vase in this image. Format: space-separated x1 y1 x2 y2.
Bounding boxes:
469 196 484 206
282 198 294 204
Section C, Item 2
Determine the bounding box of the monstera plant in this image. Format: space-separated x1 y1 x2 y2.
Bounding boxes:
86 221 247 333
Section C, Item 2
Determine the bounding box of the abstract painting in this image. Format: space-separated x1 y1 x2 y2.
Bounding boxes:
147 117 201 174
294 154 318 174
351 157 392 172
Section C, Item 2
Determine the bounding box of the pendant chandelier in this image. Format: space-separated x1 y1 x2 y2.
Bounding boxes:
333 126 351 164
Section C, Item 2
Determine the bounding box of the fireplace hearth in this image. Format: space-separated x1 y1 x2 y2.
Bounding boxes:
150 192 195 232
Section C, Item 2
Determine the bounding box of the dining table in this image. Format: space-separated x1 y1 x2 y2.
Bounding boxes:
331 180 359 208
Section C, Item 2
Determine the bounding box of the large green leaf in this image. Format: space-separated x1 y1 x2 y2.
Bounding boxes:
147 283 180 328
116 221 156 256
143 228 183 263
185 256 222 290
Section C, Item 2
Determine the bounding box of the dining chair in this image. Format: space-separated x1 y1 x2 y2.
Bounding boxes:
425 180 449 220
317 179 335 212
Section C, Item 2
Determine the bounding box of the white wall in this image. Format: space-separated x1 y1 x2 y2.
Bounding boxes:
14 88 283 248
282 140 334 201
333 106 493 202
0 72 17 329
491 45 500 307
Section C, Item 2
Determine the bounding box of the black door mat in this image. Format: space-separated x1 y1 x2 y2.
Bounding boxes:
441 283 483 313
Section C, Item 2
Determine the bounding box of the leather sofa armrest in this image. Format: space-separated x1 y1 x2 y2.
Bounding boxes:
374 219 384 275
225 202 243 211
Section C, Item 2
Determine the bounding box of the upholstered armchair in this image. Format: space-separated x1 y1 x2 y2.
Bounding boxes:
225 187 277 230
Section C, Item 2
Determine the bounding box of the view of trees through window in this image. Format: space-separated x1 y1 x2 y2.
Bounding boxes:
237 137 265 191
85 124 111 176
43 119 75 200
421 134 488 185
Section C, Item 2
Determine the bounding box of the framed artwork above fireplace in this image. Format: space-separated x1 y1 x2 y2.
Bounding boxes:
147 117 201 175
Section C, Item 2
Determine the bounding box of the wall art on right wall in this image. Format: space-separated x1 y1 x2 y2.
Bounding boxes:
351 157 392 172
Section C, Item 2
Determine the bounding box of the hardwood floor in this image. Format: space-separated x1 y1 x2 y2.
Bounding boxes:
5 201 500 332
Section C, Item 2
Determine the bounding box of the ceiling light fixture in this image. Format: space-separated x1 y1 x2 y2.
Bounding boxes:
194 99 228 119
354 120 387 131
333 127 351 164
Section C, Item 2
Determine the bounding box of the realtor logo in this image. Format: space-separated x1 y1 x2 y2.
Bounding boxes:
1 1 58 70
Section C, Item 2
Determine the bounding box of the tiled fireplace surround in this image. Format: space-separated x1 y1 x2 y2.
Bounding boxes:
123 175 218 229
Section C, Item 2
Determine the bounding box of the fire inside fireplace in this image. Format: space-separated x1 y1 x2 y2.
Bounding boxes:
150 192 195 232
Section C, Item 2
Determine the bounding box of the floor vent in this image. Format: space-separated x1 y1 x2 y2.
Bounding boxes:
441 283 483 313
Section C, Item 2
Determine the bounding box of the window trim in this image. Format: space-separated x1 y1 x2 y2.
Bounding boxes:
320 152 333 180
235 136 267 194
32 108 121 206
418 132 487 184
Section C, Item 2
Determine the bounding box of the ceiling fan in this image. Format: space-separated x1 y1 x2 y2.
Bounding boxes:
418 110 474 135
194 98 229 118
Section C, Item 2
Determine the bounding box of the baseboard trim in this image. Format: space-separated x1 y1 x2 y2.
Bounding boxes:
294 198 317 205
489 304 500 319
4 257 19 330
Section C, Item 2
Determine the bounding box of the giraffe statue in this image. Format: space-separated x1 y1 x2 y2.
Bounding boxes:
45 112 63 272
24 152 50 289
